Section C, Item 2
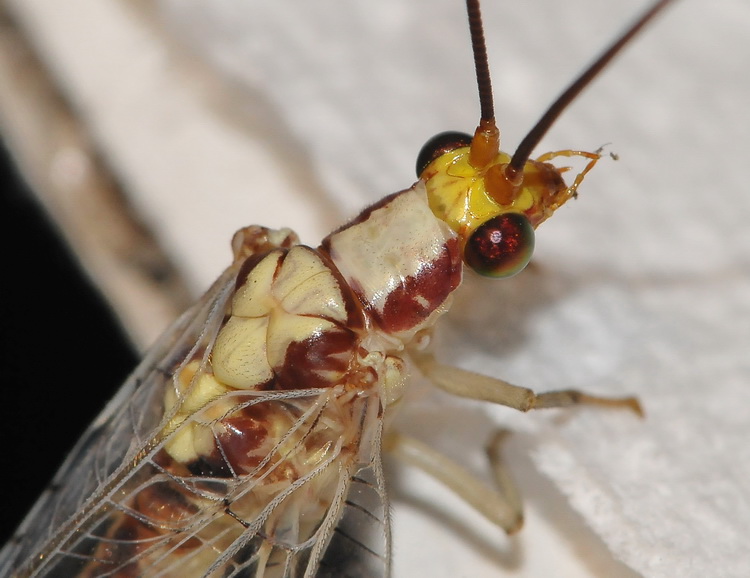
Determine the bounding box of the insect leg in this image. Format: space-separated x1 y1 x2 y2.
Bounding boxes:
534 149 602 197
384 430 524 534
411 351 642 415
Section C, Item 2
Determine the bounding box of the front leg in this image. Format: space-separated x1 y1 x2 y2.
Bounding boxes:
389 351 642 535
410 351 642 415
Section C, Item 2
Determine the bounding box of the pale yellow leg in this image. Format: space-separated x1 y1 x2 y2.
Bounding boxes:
485 429 523 530
391 352 640 536
410 351 643 416
384 430 524 534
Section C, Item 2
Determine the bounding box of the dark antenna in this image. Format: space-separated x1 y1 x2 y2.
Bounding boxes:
465 0 501 170
467 0 494 123
507 0 676 177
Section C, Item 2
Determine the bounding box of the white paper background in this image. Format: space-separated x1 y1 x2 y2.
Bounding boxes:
7 0 750 576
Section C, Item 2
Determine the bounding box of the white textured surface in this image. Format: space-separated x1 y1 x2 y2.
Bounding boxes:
7 0 750 576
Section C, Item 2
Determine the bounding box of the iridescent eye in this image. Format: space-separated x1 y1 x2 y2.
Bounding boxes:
464 213 535 278
416 131 472 177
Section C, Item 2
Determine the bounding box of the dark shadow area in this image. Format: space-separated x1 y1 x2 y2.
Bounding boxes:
0 140 137 545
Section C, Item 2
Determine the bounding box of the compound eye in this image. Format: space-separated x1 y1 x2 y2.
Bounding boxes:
416 131 472 177
464 213 535 278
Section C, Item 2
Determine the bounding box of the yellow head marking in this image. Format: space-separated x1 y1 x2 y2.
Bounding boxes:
422 138 595 242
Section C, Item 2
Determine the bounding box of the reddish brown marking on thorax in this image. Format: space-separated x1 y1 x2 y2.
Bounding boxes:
321 185 463 337
187 403 284 477
276 328 360 390
214 405 287 476
376 237 462 333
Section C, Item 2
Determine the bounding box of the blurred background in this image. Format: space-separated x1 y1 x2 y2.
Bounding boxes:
1 1 748 576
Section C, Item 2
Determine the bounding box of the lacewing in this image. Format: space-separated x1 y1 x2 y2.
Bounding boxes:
0 1 677 576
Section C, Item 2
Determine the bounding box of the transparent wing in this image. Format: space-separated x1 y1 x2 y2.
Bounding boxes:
0 266 238 576
1 262 391 578
10 389 387 577
203 410 391 578
317 460 391 578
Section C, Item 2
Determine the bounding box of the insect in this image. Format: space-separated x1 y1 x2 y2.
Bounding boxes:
0 0 677 576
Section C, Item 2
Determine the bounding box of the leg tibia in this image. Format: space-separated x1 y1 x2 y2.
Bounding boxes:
411 351 642 415
384 431 524 534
